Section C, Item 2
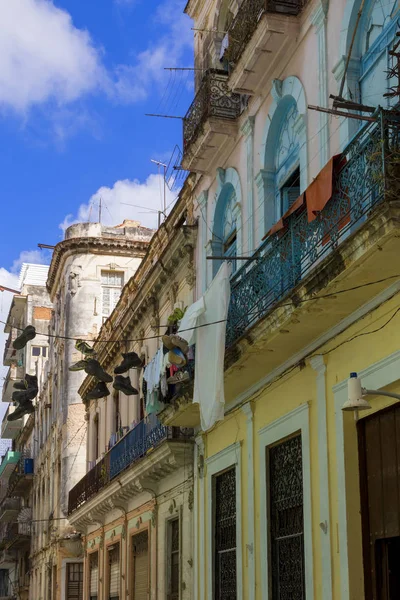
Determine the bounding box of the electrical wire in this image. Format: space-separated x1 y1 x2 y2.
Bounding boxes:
1 274 400 347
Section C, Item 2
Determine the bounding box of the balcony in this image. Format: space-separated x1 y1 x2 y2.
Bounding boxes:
2 522 31 550
2 365 24 404
0 453 20 482
158 378 200 428
7 457 34 496
220 110 400 400
182 69 242 173
0 498 20 523
226 0 307 94
1 407 23 440
3 330 18 367
68 415 192 526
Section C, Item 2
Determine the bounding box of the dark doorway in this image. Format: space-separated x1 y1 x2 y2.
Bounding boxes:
358 404 400 600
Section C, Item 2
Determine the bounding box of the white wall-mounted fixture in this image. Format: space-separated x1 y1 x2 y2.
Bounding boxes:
342 372 400 411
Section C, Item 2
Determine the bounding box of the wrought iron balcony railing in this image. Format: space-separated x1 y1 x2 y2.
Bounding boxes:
227 110 400 347
68 415 190 514
68 453 110 515
227 0 308 67
109 413 187 479
183 69 242 152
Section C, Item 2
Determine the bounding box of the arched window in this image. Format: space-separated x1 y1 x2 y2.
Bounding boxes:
274 101 301 219
213 184 237 276
222 188 237 261
257 77 307 240
359 0 398 107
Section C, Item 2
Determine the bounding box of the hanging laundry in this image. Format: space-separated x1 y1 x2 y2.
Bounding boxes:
178 263 230 431
143 348 164 414
178 296 205 346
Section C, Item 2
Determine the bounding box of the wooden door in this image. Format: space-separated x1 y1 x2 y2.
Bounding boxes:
358 405 400 600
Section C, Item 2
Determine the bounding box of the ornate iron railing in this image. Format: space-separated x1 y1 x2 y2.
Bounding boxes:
226 111 400 347
110 414 187 479
68 453 110 515
0 497 20 513
183 69 242 151
227 0 307 67
68 416 190 514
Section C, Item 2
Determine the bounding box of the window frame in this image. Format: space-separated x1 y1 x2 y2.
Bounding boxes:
100 270 124 319
166 516 181 600
258 403 313 600
206 442 242 600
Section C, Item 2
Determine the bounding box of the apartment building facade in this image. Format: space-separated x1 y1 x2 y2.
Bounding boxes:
0 263 52 600
67 177 196 600
162 1 400 600
28 221 153 600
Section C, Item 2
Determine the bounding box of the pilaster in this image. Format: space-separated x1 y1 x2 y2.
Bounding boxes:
310 355 332 600
312 2 329 167
241 116 255 254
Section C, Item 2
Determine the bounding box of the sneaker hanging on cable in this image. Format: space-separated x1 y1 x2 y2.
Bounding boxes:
114 352 143 374
68 359 89 372
13 325 36 350
7 401 35 421
84 359 113 383
86 381 110 400
75 339 96 357
113 375 138 395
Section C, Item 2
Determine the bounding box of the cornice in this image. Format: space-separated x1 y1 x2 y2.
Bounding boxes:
47 236 150 299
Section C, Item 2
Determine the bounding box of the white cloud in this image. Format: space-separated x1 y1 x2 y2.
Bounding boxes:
0 0 107 114
60 174 178 232
111 0 193 104
11 250 51 274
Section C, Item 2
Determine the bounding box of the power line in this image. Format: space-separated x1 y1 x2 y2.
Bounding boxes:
1 274 399 348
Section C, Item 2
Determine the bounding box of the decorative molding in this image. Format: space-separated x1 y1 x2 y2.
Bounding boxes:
310 355 332 600
206 443 243 600
259 403 313 600
242 403 255 600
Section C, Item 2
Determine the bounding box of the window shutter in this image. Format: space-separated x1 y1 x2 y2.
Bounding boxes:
66 563 83 600
102 287 111 316
133 531 149 600
109 545 120 599
89 553 99 600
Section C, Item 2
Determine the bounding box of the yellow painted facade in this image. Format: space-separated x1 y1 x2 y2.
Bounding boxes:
193 291 400 600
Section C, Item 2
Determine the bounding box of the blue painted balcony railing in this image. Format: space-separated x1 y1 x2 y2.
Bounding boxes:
226 110 400 347
68 415 189 514
110 413 184 479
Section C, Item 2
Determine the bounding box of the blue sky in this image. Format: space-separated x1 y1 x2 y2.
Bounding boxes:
0 0 194 277
0 0 194 411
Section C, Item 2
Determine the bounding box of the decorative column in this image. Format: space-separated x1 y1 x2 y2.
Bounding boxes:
198 191 208 294
312 1 330 168
242 403 255 600
310 355 333 600
255 169 275 243
195 435 205 600
242 116 255 254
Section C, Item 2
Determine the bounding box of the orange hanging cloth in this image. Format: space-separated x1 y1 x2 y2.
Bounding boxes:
262 193 305 240
306 154 343 222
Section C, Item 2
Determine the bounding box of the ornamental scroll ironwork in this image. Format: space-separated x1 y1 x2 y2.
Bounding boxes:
215 467 237 600
183 70 242 151
227 0 307 67
226 110 400 347
269 434 305 600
